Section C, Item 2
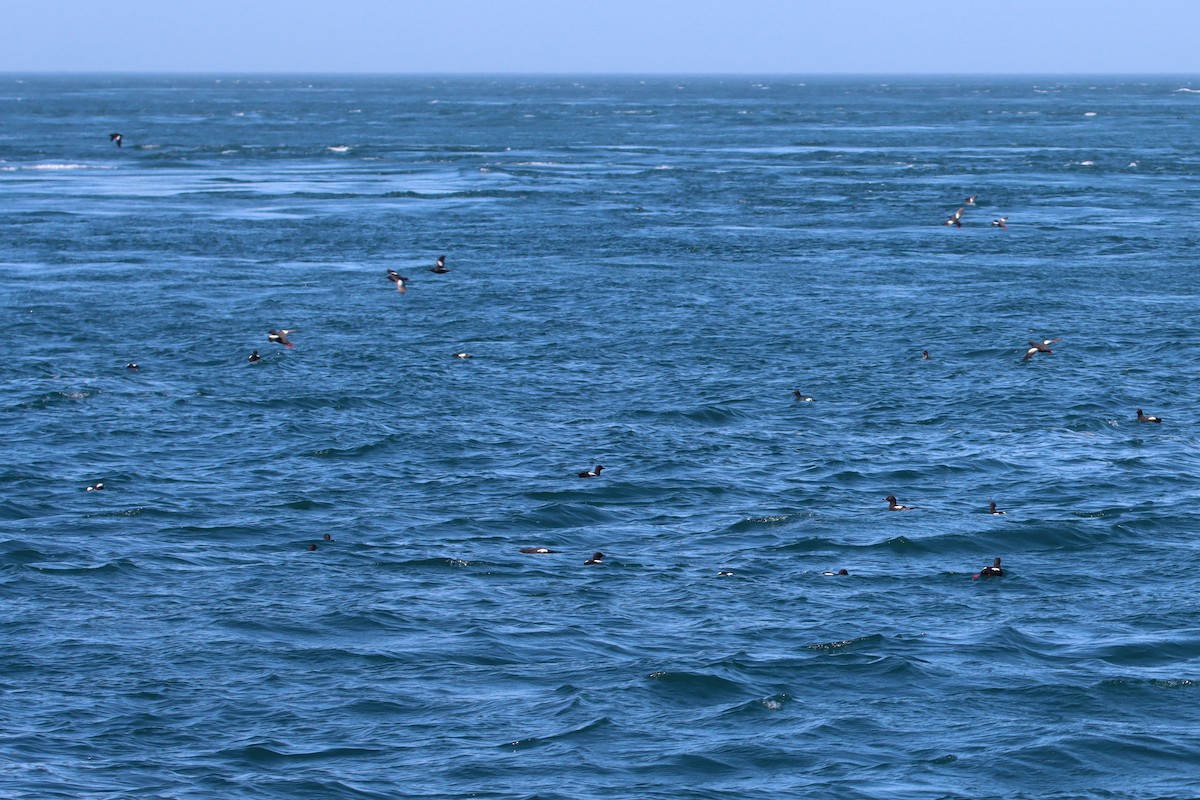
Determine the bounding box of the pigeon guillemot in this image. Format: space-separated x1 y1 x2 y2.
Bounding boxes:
793 389 813 402
885 495 912 511
85 482 104 491
578 465 604 478
386 269 408 293
974 557 1003 579
1136 408 1163 423
429 255 449 274
944 208 964 227
921 350 932 360
109 133 123 148
248 350 261 363
268 329 298 348
520 547 559 554
584 552 604 564
988 502 1006 515
1023 338 1060 361
992 217 1008 229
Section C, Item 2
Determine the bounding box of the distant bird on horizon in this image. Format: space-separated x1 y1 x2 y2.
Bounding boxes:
109 133 123 148
1136 408 1163 424
944 208 965 228
578 465 604 478
268 329 298 348
429 255 449 274
386 269 408 293
992 217 1008 229
1023 338 1061 361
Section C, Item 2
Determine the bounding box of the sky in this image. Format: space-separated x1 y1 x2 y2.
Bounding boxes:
3 0 1199 74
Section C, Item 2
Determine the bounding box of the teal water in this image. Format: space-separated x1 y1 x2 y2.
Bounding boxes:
3 75 1200 799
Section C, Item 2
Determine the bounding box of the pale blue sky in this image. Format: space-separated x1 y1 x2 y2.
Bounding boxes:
4 0 1199 74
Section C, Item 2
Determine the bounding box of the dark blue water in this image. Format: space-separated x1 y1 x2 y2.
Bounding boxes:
4 75 1200 799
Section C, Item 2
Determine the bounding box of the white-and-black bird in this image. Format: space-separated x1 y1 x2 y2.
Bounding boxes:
793 389 813 402
268 329 298 348
1023 338 1061 361
1136 408 1163 424
885 495 912 511
964 195 978 206
944 208 965 228
429 255 449 274
385 269 408 293
578 465 604 478
988 502 1006 515
992 217 1008 229
109 133 123 148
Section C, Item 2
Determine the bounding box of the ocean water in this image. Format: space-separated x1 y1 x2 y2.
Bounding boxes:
3 74 1200 799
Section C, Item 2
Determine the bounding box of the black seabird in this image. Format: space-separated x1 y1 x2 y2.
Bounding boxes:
109 133 123 148
975 557 1004 579
921 350 932 360
989 502 1006 515
248 350 261 363
885 495 912 511
1023 338 1061 361
386 269 408 293
429 255 449 274
578 465 604 478
520 547 559 554
584 552 604 565
86 482 104 491
1136 409 1163 423
944 208 964 228
268 329 298 348
992 217 1008 229
793 389 813 402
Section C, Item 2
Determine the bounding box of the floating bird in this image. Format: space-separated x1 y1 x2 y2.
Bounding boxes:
974 557 1004 579
578 465 604 478
520 547 559 554
822 569 850 576
1136 408 1163 424
323 533 333 541
1023 338 1061 361
944 208 965 228
248 350 261 363
988 502 1006 515
793 389 813 402
885 495 912 511
429 255 449 274
964 195 978 206
86 482 104 491
921 350 932 360
109 133 123 148
268 329 298 348
716 570 735 577
125 362 139 371
454 352 472 359
385 269 408 293
584 552 604 565
307 544 318 552
992 217 1008 229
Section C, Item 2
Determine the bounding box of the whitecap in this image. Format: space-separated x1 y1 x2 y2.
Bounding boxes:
327 146 351 153
1084 111 1098 117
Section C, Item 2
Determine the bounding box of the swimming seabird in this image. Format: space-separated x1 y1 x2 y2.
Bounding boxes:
1136 408 1163 423
385 269 408 293
578 465 604 478
988 502 1006 515
86 482 104 491
992 217 1008 229
885 495 912 511
248 350 261 362
1023 338 1061 361
429 255 449 274
584 552 604 564
125 362 139 371
975 557 1004 579
268 329 298 348
793 389 813 402
944 208 964 228
520 547 559 554
822 569 850 576
454 352 472 359
109 133 122 148
921 350 932 360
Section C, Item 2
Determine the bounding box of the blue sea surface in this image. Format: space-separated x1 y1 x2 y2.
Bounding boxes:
3 75 1200 799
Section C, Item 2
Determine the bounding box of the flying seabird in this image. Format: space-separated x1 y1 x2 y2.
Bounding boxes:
268 329 298 348
385 269 408 293
109 133 123 148
1136 408 1163 423
992 217 1008 229
429 255 449 274
1023 338 1061 361
944 208 965 227
964 195 978 206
